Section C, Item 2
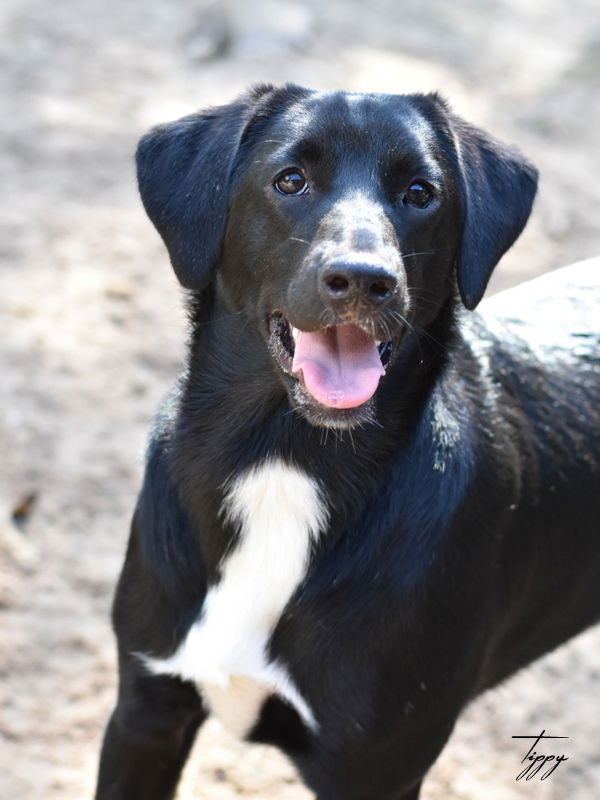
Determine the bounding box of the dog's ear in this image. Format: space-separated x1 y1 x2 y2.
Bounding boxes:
444 107 538 309
136 86 274 290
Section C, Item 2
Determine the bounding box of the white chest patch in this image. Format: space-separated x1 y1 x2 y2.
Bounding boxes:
141 459 328 737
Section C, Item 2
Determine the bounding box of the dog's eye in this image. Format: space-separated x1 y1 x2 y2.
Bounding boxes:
274 169 308 196
404 182 433 208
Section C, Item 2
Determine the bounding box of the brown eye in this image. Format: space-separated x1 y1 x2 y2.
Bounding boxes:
274 169 308 196
404 181 433 208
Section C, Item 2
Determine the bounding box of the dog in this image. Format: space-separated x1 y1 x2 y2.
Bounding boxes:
95 84 600 800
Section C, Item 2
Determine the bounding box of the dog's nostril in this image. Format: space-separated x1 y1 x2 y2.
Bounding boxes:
324 274 350 296
369 280 394 301
321 261 397 305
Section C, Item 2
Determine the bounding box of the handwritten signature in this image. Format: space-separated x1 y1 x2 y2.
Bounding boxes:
512 730 569 780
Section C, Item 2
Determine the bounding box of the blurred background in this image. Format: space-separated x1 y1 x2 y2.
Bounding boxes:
1 0 599 797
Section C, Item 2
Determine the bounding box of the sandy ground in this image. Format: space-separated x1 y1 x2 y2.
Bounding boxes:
1 0 599 797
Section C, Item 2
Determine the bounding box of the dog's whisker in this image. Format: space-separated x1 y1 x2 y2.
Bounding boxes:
410 298 448 312
381 315 394 343
414 326 450 353
387 308 424 363
191 305 255 329
389 309 415 336
229 313 253 352
347 427 357 455
407 288 451 312
399 250 436 259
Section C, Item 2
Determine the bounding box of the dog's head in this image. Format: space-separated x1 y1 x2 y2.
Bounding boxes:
137 84 537 428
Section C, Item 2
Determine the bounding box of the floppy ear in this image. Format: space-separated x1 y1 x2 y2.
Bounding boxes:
136 88 272 290
448 115 538 309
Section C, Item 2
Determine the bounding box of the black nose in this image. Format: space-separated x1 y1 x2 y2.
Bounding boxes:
320 260 397 307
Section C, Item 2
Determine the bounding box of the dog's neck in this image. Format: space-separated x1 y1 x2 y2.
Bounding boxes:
176 287 458 476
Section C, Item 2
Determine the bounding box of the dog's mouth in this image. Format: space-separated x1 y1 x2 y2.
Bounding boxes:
269 314 400 413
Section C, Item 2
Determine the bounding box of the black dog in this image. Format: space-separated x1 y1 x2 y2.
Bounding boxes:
95 84 600 800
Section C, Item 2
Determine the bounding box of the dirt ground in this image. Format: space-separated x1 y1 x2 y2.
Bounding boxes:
1 0 599 797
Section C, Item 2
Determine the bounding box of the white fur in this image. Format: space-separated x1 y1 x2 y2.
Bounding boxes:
141 459 328 737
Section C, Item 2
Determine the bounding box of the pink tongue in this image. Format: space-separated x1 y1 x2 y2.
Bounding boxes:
291 324 385 409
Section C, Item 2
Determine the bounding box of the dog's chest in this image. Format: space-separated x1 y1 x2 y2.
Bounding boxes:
143 459 327 736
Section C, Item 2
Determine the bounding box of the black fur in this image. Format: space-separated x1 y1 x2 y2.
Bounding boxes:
95 85 600 800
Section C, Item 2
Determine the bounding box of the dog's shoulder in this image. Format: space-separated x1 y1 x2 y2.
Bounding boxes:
147 379 183 448
133 380 207 588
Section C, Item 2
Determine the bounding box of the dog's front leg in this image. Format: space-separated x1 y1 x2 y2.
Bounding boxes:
95 657 206 800
311 777 424 800
398 781 423 800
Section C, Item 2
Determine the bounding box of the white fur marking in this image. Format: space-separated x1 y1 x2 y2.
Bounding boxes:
141 459 328 737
